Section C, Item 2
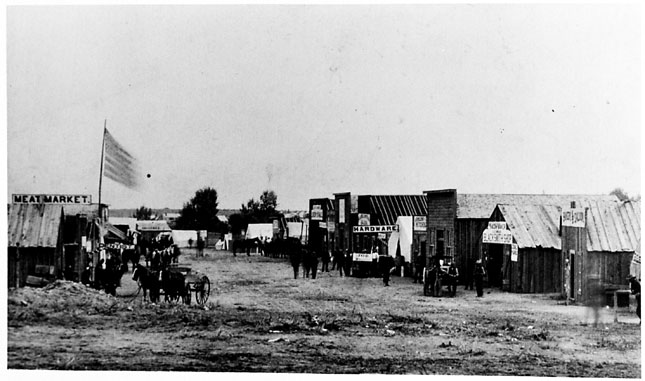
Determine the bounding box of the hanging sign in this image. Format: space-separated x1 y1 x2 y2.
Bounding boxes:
482 228 513 244
353 252 374 262
413 216 427 232
562 209 585 228
339 199 346 223
511 243 518 262
358 213 371 226
319 222 327 229
353 225 398 234
311 204 323 221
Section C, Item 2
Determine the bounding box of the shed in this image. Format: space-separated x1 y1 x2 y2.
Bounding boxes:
562 200 641 304
8 204 64 287
488 204 563 293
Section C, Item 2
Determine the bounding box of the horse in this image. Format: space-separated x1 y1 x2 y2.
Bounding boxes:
161 269 188 303
132 263 161 303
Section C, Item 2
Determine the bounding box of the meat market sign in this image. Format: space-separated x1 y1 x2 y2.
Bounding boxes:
352 225 398 234
13 194 92 204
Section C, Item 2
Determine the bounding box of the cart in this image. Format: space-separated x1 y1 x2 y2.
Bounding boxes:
163 266 211 305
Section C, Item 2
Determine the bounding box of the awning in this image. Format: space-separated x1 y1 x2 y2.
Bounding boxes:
104 223 128 242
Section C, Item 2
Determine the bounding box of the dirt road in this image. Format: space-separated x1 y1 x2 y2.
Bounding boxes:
7 248 642 376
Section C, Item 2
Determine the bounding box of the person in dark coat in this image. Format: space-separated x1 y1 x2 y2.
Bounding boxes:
321 249 330 273
302 248 311 278
474 260 486 297
196 236 205 257
628 275 641 322
334 250 345 276
447 262 459 297
309 249 319 279
379 254 396 286
344 250 353 277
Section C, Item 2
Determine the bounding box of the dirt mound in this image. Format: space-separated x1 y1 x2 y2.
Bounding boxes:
8 280 121 323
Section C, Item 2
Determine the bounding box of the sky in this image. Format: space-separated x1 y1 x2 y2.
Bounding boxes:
6 4 642 211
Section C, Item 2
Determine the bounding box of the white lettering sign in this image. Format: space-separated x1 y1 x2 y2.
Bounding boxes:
353 225 398 234
353 253 374 262
319 222 327 229
482 228 513 244
413 216 427 232
12 194 92 204
311 204 323 221
562 209 585 228
488 221 507 230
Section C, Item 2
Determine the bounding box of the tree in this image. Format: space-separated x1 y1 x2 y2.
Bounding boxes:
260 190 278 216
176 187 221 232
240 190 279 224
133 206 153 220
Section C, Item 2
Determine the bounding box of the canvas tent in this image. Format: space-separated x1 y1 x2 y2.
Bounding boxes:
245 223 274 239
388 216 413 262
287 221 309 243
171 230 198 248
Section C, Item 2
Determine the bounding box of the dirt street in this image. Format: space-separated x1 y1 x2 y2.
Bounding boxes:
7 248 642 376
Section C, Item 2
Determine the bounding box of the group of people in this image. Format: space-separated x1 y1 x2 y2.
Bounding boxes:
289 248 355 279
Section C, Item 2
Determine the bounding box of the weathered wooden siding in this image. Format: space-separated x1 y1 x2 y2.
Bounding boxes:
455 218 487 286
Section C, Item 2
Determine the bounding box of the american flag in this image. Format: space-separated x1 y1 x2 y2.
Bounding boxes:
103 129 140 189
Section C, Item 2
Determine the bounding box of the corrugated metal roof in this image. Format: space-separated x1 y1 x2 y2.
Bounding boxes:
369 195 427 225
62 204 100 219
457 194 618 219
7 204 63 248
586 200 640 253
496 204 562 250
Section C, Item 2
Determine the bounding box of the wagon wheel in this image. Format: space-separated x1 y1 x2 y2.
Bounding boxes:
195 276 210 305
182 283 192 305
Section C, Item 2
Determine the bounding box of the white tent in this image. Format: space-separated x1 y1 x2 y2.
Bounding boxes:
245 223 274 239
171 230 199 248
388 216 413 263
287 221 308 243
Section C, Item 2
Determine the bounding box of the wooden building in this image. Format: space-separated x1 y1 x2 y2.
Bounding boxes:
562 200 640 304
424 190 619 288
308 197 335 253
61 203 102 282
8 204 64 287
487 204 563 293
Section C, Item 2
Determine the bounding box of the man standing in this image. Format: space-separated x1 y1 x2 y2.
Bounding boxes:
628 275 641 322
474 260 486 297
379 254 396 286
447 262 459 297
334 249 345 276
344 249 352 277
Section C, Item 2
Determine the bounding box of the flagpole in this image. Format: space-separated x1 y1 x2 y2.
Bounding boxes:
98 120 107 218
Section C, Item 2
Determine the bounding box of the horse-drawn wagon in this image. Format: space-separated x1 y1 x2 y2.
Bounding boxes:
133 263 211 305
